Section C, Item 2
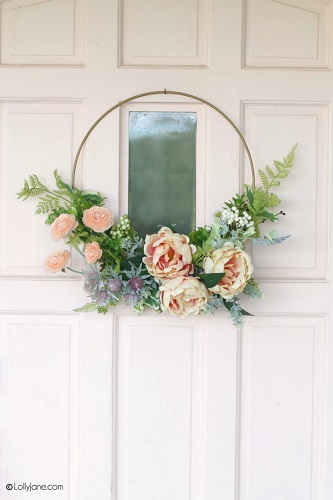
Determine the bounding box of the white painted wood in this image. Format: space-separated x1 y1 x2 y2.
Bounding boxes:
0 314 80 499
243 0 332 69
0 100 84 277
0 1 332 499
238 316 328 500
0 0 86 66
119 0 209 67
241 101 330 280
114 314 206 500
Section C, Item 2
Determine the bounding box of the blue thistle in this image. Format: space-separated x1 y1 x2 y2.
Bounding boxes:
106 277 123 293
93 289 110 306
83 265 101 294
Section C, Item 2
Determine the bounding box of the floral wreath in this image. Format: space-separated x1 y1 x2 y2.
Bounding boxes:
17 90 297 328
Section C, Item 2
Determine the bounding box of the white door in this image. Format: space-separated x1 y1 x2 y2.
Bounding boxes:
0 1 332 499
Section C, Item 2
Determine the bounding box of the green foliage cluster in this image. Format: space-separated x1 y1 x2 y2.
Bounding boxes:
17 144 298 328
244 144 297 235
18 169 106 225
17 170 141 273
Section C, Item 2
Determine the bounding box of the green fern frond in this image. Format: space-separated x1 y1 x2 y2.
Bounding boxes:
258 169 269 189
74 302 100 313
274 161 283 172
29 174 47 191
53 189 72 197
192 246 207 266
252 187 266 212
17 175 48 200
284 143 298 164
45 213 57 225
265 192 281 208
266 165 275 179
54 169 75 197
36 194 60 214
260 144 298 193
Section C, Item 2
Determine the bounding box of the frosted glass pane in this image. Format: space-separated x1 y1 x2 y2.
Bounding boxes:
128 112 196 237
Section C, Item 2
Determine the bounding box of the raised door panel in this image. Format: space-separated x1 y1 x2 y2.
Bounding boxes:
0 100 84 277
0 315 80 498
243 0 332 69
238 315 328 500
119 0 209 67
0 0 86 65
242 102 330 281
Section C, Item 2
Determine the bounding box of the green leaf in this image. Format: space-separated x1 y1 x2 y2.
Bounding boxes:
243 279 264 299
74 302 100 313
258 144 298 193
189 226 211 247
265 192 281 208
81 193 106 206
198 273 225 288
246 186 254 207
258 169 269 189
54 169 75 197
192 245 206 266
257 210 278 222
17 175 48 200
223 299 252 316
128 254 144 268
252 187 266 212
238 307 252 316
266 165 275 179
274 160 283 172
203 221 220 253
35 193 62 214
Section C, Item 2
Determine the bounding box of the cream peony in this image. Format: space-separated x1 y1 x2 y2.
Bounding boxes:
159 276 210 318
82 206 114 232
84 241 103 264
203 242 253 299
143 227 196 280
50 213 78 240
43 249 71 274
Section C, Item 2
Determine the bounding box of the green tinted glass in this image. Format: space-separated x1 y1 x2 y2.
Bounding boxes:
128 111 197 237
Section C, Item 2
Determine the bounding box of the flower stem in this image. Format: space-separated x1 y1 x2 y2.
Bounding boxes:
45 188 72 204
66 267 84 275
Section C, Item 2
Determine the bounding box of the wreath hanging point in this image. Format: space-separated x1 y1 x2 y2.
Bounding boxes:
17 90 298 329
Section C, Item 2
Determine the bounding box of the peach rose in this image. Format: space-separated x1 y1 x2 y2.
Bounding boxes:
43 249 71 274
84 241 103 264
82 206 114 233
50 214 78 240
143 227 196 280
159 276 210 318
203 242 253 299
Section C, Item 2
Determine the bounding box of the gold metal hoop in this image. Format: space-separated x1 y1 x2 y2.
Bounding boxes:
71 89 255 189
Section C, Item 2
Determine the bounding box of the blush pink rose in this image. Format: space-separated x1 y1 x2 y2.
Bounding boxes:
50 214 78 240
159 276 210 318
143 227 196 280
82 206 114 233
43 249 71 274
84 241 103 264
203 242 253 299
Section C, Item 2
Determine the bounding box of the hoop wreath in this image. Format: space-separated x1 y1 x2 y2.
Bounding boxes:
18 90 297 328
